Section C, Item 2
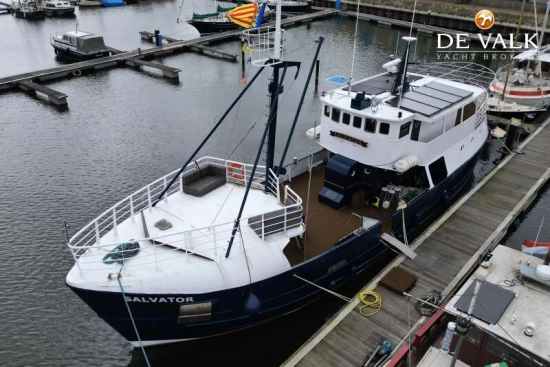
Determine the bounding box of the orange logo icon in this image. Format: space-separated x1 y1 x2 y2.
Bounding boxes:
475 9 495 30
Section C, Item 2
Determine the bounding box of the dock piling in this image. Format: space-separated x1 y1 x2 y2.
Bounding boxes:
17 80 68 106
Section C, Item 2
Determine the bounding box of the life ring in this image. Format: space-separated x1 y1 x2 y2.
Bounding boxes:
72 69 82 77
228 162 245 180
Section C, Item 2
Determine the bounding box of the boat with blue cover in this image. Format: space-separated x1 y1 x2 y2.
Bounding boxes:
101 0 124 7
65 4 490 347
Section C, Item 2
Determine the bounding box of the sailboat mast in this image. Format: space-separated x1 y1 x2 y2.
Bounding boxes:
502 0 527 101
540 1 550 46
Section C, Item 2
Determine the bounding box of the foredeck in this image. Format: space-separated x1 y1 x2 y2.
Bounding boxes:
284 164 393 265
284 117 550 366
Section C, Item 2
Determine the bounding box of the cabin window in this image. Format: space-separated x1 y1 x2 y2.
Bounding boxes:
353 116 362 128
428 157 448 186
463 102 476 121
342 113 350 125
411 120 421 141
324 105 330 117
379 122 390 135
454 108 463 126
178 302 212 324
364 118 376 133
399 122 411 138
332 108 340 123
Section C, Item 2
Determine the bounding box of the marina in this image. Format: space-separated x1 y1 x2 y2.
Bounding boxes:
1 1 550 366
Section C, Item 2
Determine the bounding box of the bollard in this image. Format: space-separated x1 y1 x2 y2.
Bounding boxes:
154 30 162 47
504 117 521 153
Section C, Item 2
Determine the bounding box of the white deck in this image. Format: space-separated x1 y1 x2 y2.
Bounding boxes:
446 245 550 363
66 158 305 294
417 346 469 367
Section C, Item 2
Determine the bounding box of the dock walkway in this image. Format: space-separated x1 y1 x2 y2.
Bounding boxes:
284 118 550 366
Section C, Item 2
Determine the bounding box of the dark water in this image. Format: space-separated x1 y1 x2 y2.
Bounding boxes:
0 5 541 366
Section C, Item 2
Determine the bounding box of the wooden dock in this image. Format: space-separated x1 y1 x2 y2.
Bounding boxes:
283 117 550 366
0 8 335 107
139 31 238 61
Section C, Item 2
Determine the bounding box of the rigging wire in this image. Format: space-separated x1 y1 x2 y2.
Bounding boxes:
117 265 151 367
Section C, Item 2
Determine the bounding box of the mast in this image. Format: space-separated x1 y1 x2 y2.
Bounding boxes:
501 0 527 101
541 1 550 45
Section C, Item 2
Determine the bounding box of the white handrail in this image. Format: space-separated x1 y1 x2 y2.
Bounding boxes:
67 157 297 269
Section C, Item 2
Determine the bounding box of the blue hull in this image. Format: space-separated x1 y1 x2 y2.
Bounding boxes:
68 146 483 344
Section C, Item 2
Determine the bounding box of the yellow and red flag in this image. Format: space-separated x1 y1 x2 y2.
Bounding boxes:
227 3 257 29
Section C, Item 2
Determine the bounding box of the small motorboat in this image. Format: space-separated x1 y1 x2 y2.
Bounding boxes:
11 0 44 18
43 0 75 16
50 30 111 60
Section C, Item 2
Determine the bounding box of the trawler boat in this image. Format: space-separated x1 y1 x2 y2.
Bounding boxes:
11 0 44 18
43 0 75 16
50 30 110 60
489 45 550 114
65 19 488 346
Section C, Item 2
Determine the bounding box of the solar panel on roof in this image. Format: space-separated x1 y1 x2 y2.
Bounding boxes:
404 91 451 109
454 281 515 325
426 81 473 98
399 98 440 116
413 86 463 103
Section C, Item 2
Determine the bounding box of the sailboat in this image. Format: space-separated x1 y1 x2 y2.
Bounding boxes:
186 1 270 34
66 0 489 347
489 0 550 118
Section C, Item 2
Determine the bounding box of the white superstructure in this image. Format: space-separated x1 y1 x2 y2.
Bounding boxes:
319 69 488 188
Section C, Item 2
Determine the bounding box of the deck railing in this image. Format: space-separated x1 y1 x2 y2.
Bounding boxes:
67 157 299 271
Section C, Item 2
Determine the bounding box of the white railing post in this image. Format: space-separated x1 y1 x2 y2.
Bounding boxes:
180 172 184 192
130 196 135 223
163 177 168 202
276 175 280 203
261 214 265 239
94 220 101 245
112 208 118 236
154 241 159 271
147 186 152 211
213 227 218 257
284 207 287 235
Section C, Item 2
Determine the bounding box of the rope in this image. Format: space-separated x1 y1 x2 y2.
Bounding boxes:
116 271 151 367
358 290 382 316
293 274 352 302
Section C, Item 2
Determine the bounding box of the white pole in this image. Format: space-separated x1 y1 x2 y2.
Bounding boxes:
274 0 282 60
541 1 550 46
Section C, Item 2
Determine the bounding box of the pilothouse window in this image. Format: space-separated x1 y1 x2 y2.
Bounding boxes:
353 116 362 128
332 108 341 123
399 122 411 138
379 122 390 135
324 105 330 117
463 102 476 121
343 113 350 125
365 118 376 133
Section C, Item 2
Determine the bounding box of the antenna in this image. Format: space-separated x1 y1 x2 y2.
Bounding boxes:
348 0 362 96
397 0 417 108
526 217 545 265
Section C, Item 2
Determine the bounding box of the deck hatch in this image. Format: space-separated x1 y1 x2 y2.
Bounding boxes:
154 219 173 231
454 281 515 325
